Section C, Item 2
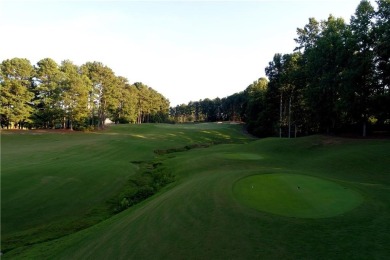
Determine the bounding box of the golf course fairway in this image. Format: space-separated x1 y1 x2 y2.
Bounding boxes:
2 124 390 259
233 174 364 218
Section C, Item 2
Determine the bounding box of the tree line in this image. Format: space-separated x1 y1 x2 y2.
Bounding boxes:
0 58 170 130
171 0 390 137
2 0 389 136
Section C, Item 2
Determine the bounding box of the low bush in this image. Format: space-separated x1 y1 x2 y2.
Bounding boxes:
111 161 175 213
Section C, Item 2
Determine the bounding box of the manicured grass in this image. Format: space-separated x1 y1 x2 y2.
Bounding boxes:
233 173 363 218
219 152 263 160
1 123 250 253
1 125 390 259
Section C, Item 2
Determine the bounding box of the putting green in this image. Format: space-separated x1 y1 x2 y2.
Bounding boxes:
233 174 363 218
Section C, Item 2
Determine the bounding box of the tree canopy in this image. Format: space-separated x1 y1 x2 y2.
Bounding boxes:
170 0 389 137
2 0 389 136
0 59 170 129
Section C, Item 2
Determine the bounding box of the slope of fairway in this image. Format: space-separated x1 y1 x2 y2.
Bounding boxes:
233 174 363 218
2 127 390 259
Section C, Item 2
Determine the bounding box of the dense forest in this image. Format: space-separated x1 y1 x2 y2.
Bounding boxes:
1 0 389 137
171 0 390 137
0 58 170 130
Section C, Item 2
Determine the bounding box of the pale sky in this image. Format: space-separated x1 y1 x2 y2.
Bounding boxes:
0 0 362 106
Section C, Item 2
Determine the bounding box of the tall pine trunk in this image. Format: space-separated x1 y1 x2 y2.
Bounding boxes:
279 92 283 138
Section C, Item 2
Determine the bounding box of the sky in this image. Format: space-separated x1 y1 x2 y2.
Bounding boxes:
0 0 363 106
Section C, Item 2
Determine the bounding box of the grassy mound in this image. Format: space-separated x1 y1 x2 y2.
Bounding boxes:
233 174 363 218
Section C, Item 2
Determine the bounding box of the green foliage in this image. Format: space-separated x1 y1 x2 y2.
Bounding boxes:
130 82 170 124
111 161 175 213
60 60 91 130
171 0 390 137
154 143 212 155
33 58 64 128
0 58 170 130
0 58 35 129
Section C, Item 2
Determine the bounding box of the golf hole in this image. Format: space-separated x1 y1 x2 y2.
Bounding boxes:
233 174 363 218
